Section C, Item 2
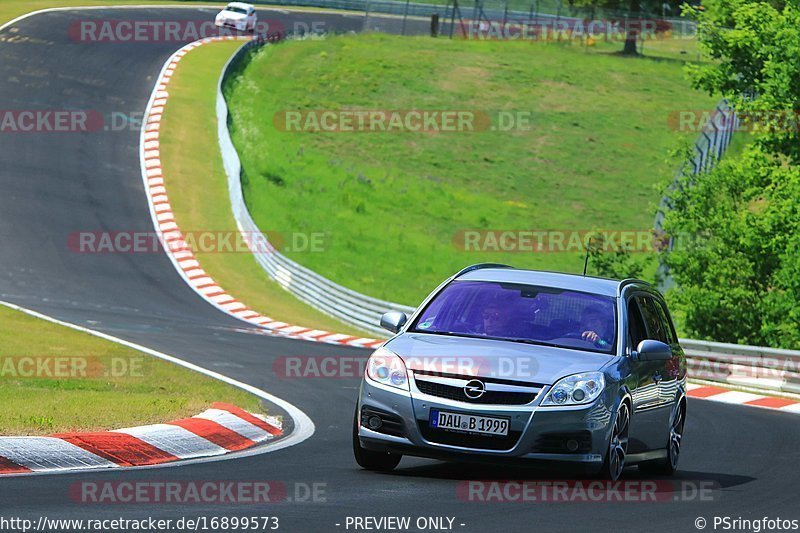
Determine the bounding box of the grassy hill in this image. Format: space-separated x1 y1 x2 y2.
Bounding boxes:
225 33 716 305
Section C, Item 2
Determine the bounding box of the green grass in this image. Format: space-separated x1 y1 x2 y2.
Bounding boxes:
225 33 717 305
0 305 263 435
158 40 370 337
0 0 269 437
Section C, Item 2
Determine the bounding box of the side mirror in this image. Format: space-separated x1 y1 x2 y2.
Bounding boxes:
380 311 408 334
635 339 673 361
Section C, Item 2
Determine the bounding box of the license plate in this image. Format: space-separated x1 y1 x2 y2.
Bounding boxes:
429 409 509 436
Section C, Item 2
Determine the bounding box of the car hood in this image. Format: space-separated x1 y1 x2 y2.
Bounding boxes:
219 11 247 20
385 332 612 385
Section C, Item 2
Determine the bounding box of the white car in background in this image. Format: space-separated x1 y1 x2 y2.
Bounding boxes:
215 2 257 32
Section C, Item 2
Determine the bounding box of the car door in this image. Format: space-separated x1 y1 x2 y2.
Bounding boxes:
624 294 668 453
636 295 674 444
650 296 686 406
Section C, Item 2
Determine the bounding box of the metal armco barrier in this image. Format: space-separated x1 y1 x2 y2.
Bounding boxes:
217 38 796 395
682 339 800 396
218 36 415 338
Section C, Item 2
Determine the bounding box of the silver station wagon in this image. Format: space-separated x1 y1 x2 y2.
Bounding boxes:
353 264 687 480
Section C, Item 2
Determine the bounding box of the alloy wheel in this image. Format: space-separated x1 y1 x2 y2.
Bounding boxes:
608 403 630 480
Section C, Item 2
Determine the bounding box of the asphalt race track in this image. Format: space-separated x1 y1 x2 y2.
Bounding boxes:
0 7 798 532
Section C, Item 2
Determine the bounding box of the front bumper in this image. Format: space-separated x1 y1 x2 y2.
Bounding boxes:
215 19 246 30
357 377 616 468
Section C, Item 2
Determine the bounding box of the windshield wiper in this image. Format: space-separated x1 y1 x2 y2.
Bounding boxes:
414 330 560 348
504 338 560 348
415 330 480 338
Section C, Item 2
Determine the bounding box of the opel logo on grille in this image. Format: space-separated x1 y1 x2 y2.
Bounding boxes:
464 379 486 399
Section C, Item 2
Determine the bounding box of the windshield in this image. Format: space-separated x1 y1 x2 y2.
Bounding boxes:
410 280 617 354
225 6 248 14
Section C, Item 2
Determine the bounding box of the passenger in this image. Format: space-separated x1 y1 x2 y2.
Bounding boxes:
580 305 614 348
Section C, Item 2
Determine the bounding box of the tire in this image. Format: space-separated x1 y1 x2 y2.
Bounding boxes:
639 402 684 476
598 401 630 481
352 408 402 472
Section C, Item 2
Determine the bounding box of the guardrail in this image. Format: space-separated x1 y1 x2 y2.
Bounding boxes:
218 36 415 338
681 339 800 396
217 38 797 397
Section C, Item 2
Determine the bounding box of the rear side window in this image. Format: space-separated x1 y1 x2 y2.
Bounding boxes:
638 296 670 344
652 299 678 345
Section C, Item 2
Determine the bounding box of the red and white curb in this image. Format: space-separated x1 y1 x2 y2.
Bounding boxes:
686 382 800 414
0 403 281 475
139 36 385 351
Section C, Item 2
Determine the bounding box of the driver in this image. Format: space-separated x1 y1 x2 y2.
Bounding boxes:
482 301 513 337
480 296 529 338
580 305 613 348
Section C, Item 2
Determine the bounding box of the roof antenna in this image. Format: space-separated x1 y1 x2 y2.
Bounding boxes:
582 236 593 276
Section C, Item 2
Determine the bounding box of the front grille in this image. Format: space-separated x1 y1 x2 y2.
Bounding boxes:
415 379 538 405
360 406 405 438
418 420 521 450
532 431 592 454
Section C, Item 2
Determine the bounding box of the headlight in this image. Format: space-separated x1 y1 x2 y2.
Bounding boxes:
365 347 408 391
541 372 605 406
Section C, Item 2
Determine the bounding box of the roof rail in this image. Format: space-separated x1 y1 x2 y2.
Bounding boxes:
453 263 514 278
618 278 652 294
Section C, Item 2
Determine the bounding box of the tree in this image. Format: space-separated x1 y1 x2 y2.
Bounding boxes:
661 147 800 347
571 0 686 54
660 0 800 348
584 231 648 280
686 0 800 160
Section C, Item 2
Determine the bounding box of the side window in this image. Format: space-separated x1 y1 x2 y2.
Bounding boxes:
626 297 648 350
653 299 678 345
638 296 669 344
